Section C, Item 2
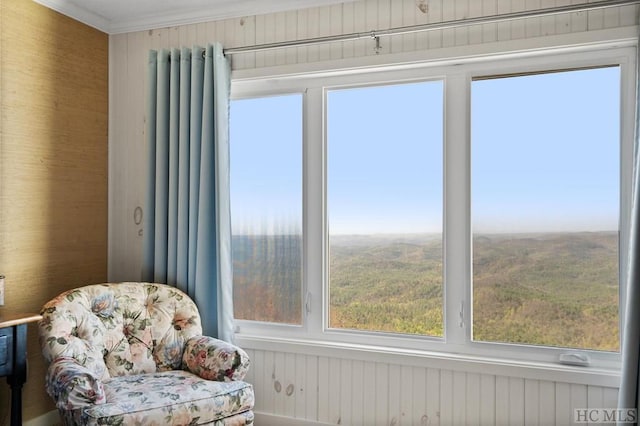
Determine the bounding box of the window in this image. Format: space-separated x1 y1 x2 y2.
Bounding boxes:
471 67 621 351
230 94 303 325
230 46 634 367
326 81 444 336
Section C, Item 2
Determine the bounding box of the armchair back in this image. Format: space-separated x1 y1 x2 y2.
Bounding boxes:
40 283 203 380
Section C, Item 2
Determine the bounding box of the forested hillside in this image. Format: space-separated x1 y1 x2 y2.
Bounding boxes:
234 232 619 351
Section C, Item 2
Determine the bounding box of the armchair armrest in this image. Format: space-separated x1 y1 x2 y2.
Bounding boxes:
45 356 106 410
182 336 250 382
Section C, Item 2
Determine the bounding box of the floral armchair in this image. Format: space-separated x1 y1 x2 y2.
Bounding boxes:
38 282 254 425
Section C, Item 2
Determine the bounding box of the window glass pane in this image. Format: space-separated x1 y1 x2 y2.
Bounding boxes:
230 94 303 324
471 67 620 351
327 81 444 336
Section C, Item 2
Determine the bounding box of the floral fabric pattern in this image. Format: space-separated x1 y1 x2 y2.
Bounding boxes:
78 371 254 425
45 357 106 410
39 282 254 425
183 336 250 382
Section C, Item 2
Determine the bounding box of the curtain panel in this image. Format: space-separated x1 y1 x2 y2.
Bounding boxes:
619 37 640 425
142 43 234 341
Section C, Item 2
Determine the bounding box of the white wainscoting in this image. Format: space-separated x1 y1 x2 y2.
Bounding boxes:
243 345 619 426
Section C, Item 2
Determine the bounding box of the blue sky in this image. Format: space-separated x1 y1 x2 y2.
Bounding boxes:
326 81 443 235
230 66 620 236
472 66 620 233
230 94 303 235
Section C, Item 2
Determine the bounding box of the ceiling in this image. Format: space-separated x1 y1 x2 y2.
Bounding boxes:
34 0 354 34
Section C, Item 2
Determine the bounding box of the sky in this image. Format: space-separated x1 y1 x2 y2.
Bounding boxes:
230 94 303 235
472 66 620 233
230 66 621 236
326 81 443 235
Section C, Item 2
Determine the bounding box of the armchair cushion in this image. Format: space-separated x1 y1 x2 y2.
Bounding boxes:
79 371 254 426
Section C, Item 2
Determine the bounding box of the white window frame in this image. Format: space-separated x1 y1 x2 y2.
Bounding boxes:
230 43 636 372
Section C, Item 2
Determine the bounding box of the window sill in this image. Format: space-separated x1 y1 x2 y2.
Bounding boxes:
236 334 621 388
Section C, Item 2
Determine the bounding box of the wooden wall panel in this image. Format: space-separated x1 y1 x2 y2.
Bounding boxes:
246 348 619 426
107 0 635 424
0 0 108 421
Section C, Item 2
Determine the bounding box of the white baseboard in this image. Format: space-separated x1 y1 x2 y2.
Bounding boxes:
254 412 334 426
24 410 61 426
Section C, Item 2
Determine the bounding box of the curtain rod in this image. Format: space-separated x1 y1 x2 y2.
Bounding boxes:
223 0 640 55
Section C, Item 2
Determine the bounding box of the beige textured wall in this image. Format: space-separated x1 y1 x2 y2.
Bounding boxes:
0 0 108 421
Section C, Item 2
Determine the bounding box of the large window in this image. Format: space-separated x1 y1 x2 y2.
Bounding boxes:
326 81 444 336
471 67 621 351
230 46 634 367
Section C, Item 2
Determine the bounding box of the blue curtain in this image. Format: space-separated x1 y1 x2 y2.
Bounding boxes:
619 39 640 423
142 44 234 341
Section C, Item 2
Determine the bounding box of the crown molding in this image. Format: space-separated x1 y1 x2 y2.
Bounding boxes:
33 0 356 35
33 0 111 33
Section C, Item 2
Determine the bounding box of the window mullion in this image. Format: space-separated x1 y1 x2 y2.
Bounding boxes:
305 87 325 336
444 73 471 346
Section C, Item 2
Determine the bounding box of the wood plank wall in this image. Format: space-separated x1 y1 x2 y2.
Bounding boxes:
243 348 619 425
0 0 108 422
109 0 636 424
